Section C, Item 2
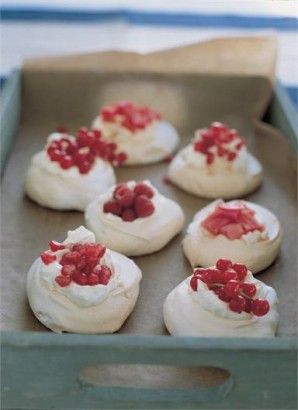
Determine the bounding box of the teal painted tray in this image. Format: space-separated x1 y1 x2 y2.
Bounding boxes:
0 70 297 410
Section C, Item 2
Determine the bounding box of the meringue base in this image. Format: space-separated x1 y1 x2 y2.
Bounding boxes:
183 201 282 273
168 151 262 199
85 190 185 256
25 152 116 211
92 117 180 165
163 278 278 337
27 251 141 334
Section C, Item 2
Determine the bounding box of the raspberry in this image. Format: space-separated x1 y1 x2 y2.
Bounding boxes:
134 195 155 218
114 185 134 207
122 208 136 222
103 200 122 216
134 182 154 198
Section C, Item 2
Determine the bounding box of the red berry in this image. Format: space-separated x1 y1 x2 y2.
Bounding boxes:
101 105 117 121
93 265 112 285
217 288 232 302
114 152 127 165
222 270 238 284
251 299 270 316
229 295 246 313
48 148 62 161
78 160 92 174
241 283 257 298
134 195 155 218
49 240 65 252
73 273 88 286
60 251 81 265
55 274 71 287
83 243 104 259
60 155 73 169
244 297 252 313
216 258 233 271
134 182 154 198
203 269 220 285
122 208 136 222
217 146 226 157
224 280 241 298
190 276 198 291
61 264 76 277
114 186 134 207
103 200 122 216
41 251 56 265
227 152 237 161
232 263 248 281
88 273 101 286
76 256 87 271
211 122 228 135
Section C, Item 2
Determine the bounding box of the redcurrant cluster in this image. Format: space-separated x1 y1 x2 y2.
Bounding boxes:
41 241 112 287
101 101 161 133
47 128 127 174
190 258 270 316
193 122 245 165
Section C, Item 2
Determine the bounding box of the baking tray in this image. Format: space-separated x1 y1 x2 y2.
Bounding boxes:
1 69 297 409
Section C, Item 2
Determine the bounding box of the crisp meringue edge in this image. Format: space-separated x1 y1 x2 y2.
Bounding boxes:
163 274 279 338
92 116 180 165
25 150 116 211
168 144 263 199
26 226 142 333
85 180 185 256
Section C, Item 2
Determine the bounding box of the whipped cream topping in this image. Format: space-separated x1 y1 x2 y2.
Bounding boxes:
168 128 262 199
92 116 179 165
163 271 278 337
183 200 282 273
25 133 116 211
85 180 185 256
27 226 142 333
39 227 120 307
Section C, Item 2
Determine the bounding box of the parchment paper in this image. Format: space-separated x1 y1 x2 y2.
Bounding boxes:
1 70 296 336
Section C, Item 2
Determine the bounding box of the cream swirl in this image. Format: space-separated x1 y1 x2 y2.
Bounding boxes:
163 272 278 337
25 133 116 211
168 129 262 199
85 180 185 256
183 200 282 273
27 226 142 333
92 116 179 165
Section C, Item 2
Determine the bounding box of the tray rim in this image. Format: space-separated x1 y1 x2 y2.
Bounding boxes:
0 69 297 349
